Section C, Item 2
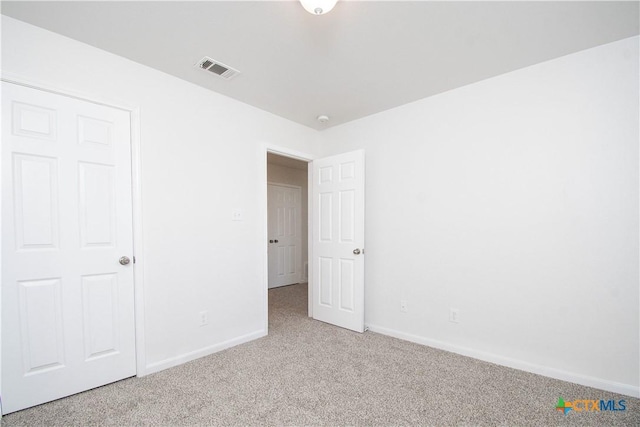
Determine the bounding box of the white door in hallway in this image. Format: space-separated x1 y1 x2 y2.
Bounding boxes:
1 82 136 414
311 150 365 332
267 184 302 288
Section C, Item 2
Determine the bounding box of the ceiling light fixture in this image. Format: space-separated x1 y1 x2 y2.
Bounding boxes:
300 0 338 15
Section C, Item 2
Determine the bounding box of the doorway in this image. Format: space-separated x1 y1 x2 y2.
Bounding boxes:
266 153 309 291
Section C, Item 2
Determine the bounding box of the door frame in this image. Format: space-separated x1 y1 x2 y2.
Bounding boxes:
261 145 314 333
0 74 148 411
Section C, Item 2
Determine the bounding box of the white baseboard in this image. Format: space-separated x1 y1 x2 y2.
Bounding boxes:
144 329 267 376
366 324 639 398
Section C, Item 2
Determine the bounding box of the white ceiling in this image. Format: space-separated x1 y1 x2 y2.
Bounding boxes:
2 1 638 130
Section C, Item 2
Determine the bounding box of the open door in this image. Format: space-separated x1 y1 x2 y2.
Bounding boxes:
311 150 365 332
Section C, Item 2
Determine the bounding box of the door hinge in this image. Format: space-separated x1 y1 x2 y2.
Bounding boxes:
133 256 136 264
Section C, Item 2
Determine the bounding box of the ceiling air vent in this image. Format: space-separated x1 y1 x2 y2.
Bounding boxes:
196 57 240 80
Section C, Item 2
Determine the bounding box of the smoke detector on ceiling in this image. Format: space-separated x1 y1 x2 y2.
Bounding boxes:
196 57 240 80
317 115 330 124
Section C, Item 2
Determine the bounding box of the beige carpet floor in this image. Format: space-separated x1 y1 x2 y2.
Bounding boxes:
2 283 639 426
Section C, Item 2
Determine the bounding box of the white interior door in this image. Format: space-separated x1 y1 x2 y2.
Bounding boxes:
1 82 136 414
267 184 302 288
311 150 365 332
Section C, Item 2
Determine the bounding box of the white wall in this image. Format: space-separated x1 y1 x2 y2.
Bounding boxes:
1 16 321 372
267 162 309 276
320 36 640 396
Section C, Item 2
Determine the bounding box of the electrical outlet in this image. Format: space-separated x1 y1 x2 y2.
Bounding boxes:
400 300 408 313
199 311 208 327
449 308 460 323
